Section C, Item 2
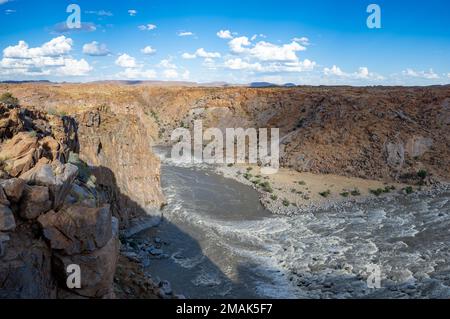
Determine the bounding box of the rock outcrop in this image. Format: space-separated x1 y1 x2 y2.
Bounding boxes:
4 83 448 184
76 109 165 227
0 102 121 299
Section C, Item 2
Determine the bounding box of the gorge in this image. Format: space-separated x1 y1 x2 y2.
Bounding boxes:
0 83 449 298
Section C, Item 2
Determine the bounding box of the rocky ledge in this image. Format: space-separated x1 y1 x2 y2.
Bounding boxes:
0 100 164 298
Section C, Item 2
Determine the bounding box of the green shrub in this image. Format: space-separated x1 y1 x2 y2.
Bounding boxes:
404 186 414 194
351 188 361 196
260 181 273 193
340 192 350 197
370 188 384 196
297 181 306 185
270 194 278 201
319 190 331 198
417 170 427 179
282 199 290 207
0 92 19 108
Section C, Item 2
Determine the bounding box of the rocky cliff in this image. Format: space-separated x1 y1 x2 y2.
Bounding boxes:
4 83 449 184
0 100 162 298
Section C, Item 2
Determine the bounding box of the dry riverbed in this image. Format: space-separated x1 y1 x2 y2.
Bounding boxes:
216 164 417 216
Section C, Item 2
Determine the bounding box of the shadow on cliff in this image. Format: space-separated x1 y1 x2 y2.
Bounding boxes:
88 165 253 299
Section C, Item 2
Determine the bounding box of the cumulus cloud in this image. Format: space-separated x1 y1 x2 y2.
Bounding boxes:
118 68 156 79
115 54 139 68
163 69 178 79
178 31 194 37
158 59 177 69
141 46 156 55
224 58 262 72
115 52 157 79
323 65 383 80
138 24 157 31
0 36 92 77
217 30 233 39
182 48 221 59
228 36 251 53
402 68 440 79
128 9 137 16
249 41 306 62
82 41 109 56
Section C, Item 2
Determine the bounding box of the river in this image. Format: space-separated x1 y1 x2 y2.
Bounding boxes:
137 148 450 299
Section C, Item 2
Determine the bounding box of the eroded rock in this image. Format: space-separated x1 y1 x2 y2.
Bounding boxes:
38 204 112 255
19 185 52 220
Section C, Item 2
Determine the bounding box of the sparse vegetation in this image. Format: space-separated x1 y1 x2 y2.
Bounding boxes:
369 188 384 196
351 188 361 196
297 181 306 185
340 191 350 197
404 186 414 194
259 181 273 193
417 170 428 180
319 190 331 198
270 194 278 201
282 199 290 207
0 92 19 108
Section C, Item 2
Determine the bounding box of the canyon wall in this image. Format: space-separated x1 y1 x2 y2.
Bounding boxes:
4 83 449 184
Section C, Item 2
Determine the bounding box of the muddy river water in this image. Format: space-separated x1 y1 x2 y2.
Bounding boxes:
139 149 450 299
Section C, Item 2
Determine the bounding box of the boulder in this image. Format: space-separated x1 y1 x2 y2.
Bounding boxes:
0 229 56 299
0 132 38 177
52 217 119 298
38 204 112 255
19 185 52 220
0 186 10 205
0 178 25 202
20 160 78 210
0 204 15 231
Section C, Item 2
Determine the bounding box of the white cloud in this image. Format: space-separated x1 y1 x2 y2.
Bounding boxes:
181 52 196 59
163 69 178 79
402 68 440 79
323 65 345 77
158 59 177 69
0 0 10 5
448 73 450 78
141 46 156 55
181 48 221 59
224 58 262 72
217 30 233 39
4 9 15 14
138 24 157 31
0 36 92 77
115 54 138 68
293 37 310 46
182 70 190 80
228 36 251 53
178 31 194 37
57 59 92 76
128 9 137 16
82 41 109 56
4 36 73 58
118 68 156 79
249 41 306 62
323 65 383 80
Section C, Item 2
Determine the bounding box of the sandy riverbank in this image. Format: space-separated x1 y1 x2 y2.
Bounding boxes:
215 164 421 216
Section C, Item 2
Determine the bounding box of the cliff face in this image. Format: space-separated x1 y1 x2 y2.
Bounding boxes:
4 83 449 184
0 103 132 298
75 109 165 227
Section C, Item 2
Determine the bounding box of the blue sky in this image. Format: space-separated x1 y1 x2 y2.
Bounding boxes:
0 0 449 85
